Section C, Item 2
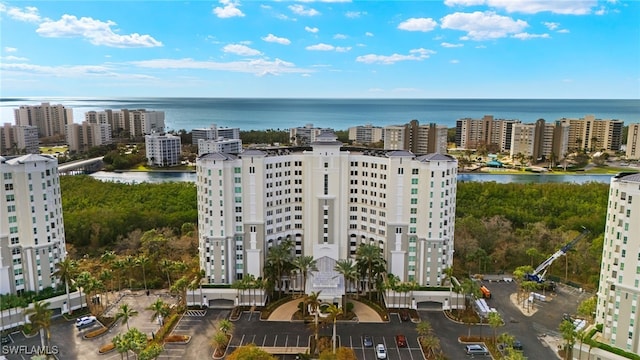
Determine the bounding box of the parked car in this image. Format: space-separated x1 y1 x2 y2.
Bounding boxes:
512 340 523 350
1 335 10 345
465 344 489 355
363 335 373 347
376 344 387 359
75 315 97 328
400 310 410 322
395 334 407 347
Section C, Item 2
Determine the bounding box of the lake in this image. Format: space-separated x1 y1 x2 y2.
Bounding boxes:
88 171 615 185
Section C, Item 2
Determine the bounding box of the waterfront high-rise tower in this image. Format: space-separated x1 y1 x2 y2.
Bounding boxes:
0 154 67 295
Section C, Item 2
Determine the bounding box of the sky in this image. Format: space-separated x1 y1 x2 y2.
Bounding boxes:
1 0 639 99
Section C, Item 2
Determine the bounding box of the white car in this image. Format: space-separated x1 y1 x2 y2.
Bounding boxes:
75 315 97 328
376 344 387 359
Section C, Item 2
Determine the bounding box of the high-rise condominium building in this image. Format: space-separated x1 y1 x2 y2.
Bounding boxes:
66 121 112 153
626 124 639 160
14 102 73 139
85 109 165 137
290 124 327 146
561 115 624 152
0 123 39 155
0 154 67 295
196 131 457 287
145 133 181 167
595 173 640 354
455 115 520 152
348 124 384 145
383 120 447 154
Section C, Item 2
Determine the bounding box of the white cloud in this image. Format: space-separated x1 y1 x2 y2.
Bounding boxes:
260 4 271 10
345 11 366 18
262 34 291 45
1 55 29 61
333 34 347 39
2 4 42 23
512 32 550 40
397 18 438 32
306 43 334 51
213 0 245 18
450 59 460 64
305 26 319 33
543 22 559 30
595 7 606 15
223 44 262 56
36 15 163 48
335 46 351 52
441 42 464 48
289 4 320 16
356 48 435 64
0 62 155 80
132 58 309 77
557 29 570 33
440 11 528 41
301 73 311 77
4 47 18 53
444 0 486 6
486 0 596 15
365 32 374 37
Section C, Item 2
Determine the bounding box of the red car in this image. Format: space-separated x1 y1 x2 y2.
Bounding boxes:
395 334 407 347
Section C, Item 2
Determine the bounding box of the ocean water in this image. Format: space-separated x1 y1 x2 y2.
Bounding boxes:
1 97 638 132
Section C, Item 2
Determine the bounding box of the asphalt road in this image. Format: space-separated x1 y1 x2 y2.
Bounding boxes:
1 283 590 360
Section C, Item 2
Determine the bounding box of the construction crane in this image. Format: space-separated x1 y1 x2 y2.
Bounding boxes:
526 227 591 283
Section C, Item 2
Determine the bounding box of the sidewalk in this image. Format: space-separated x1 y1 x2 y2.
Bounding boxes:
267 299 383 322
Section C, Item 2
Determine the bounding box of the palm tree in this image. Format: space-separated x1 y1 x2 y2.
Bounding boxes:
265 240 294 297
305 291 322 343
113 259 126 292
24 300 53 350
136 255 150 292
334 259 357 298
356 243 385 300
416 320 433 337
325 304 343 354
112 333 130 360
147 298 169 325
292 255 317 296
75 271 92 310
419 335 440 358
487 311 503 343
218 319 234 335
123 255 137 289
115 303 139 330
442 267 454 311
53 258 77 314
559 319 576 360
160 259 173 287
99 269 114 308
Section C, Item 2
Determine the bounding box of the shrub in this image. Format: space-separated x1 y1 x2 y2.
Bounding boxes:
164 334 190 343
99 343 115 353
84 327 108 339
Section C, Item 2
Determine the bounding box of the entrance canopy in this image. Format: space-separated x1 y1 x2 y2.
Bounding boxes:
308 256 345 302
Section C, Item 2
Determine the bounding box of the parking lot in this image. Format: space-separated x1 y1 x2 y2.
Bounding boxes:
227 311 424 360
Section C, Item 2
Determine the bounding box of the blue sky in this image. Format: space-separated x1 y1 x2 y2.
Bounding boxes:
1 0 638 99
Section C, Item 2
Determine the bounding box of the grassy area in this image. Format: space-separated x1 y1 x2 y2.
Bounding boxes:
40 145 68 154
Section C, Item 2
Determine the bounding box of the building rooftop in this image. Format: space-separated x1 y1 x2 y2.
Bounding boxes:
614 172 640 183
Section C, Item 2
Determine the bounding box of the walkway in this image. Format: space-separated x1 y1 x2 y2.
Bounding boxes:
267 298 383 322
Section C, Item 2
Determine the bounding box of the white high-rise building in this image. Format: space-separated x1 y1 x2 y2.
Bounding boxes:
0 154 67 295
595 173 640 354
196 130 457 287
198 138 242 155
145 133 181 167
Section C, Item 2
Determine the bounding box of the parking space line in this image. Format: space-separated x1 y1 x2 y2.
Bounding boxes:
273 334 278 346
262 335 266 346
238 334 245 346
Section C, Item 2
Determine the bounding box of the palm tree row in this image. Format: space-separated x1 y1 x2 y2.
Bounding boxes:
258 241 388 301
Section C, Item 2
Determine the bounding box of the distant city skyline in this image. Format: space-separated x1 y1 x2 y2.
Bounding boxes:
1 0 639 99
